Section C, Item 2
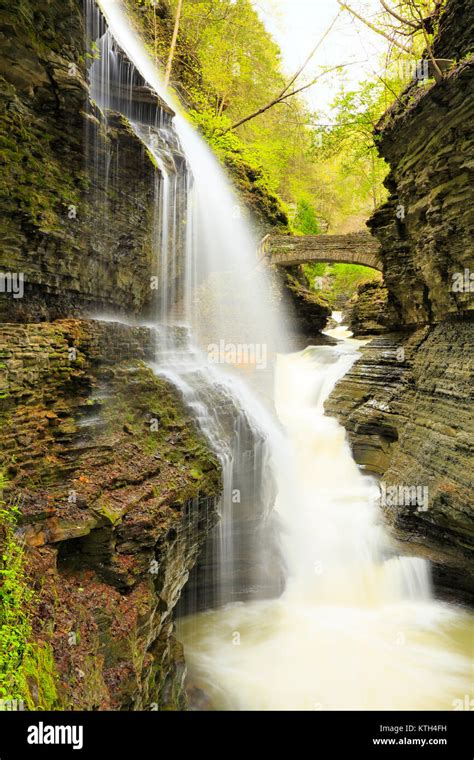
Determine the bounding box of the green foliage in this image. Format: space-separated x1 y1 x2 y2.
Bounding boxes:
188 109 289 229
293 198 321 235
0 474 59 710
310 79 393 219
0 84 80 233
127 0 300 225
127 0 434 231
305 262 327 278
163 0 396 229
303 262 381 306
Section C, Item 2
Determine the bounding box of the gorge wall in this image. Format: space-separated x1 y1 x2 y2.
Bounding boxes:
0 0 169 322
0 0 225 709
0 319 221 709
327 0 473 603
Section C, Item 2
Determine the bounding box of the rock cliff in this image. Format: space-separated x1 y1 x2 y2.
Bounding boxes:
343 280 398 336
0 319 221 708
0 0 169 321
0 0 222 709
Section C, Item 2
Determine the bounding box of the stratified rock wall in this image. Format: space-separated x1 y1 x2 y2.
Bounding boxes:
368 65 473 325
0 0 159 321
283 267 332 342
343 280 398 336
325 323 473 603
0 319 221 708
0 1 223 709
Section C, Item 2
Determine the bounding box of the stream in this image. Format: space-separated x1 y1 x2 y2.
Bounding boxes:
91 0 473 712
178 317 473 710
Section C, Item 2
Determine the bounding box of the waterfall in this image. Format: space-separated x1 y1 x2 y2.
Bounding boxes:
86 0 473 710
86 0 291 608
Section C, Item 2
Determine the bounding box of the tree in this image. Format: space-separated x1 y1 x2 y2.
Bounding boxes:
293 198 321 235
164 0 183 89
336 1 445 82
310 79 391 212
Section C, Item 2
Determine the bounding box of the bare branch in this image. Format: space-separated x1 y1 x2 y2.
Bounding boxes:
276 11 342 100
337 1 413 53
278 63 359 102
379 0 419 29
222 63 361 134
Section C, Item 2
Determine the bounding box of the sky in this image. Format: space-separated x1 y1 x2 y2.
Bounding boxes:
252 0 389 119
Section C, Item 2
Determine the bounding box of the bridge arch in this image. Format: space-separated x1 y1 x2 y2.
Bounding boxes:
262 231 382 271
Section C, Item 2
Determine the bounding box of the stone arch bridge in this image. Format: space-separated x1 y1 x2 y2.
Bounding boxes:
261 231 382 271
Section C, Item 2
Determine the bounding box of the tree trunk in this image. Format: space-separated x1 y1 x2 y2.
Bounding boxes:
164 0 183 90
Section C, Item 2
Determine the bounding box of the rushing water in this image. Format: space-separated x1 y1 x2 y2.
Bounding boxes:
89 0 473 710
178 331 473 710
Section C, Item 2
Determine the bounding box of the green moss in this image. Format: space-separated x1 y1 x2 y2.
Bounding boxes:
93 498 125 526
0 78 81 236
0 474 60 710
20 642 59 711
102 361 221 496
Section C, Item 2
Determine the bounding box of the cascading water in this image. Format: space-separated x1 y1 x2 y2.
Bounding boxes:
178 332 473 710
88 0 473 710
87 0 290 608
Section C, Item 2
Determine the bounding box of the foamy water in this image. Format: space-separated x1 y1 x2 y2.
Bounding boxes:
178 335 473 710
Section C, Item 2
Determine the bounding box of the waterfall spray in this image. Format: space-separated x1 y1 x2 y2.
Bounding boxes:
86 0 291 608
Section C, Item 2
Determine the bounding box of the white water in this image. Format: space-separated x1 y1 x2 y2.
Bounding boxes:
90 0 473 709
91 0 291 607
95 0 288 358
178 336 473 710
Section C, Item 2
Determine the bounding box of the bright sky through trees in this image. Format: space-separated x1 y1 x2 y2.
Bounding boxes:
254 0 389 117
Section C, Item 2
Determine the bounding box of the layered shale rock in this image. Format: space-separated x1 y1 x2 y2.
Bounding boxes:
343 280 398 336
0 0 225 709
367 54 473 324
0 319 221 708
0 0 170 321
326 322 473 602
282 268 332 342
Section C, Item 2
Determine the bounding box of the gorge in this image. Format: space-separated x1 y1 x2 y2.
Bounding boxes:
0 0 472 712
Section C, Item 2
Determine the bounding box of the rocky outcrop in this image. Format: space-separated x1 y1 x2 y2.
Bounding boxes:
343 280 398 336
328 0 474 603
367 54 473 325
0 1 168 322
0 319 221 708
282 268 332 342
326 322 473 603
432 0 473 61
